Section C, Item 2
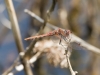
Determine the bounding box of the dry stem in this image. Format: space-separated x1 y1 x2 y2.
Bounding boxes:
24 9 100 54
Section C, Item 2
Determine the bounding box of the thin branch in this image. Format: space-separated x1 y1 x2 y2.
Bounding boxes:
2 51 41 75
3 7 100 75
47 0 56 20
29 50 43 64
71 34 100 54
0 27 9 46
24 9 100 55
24 0 56 58
0 14 11 29
65 49 78 75
4 0 33 75
5 9 99 74
67 56 78 75
2 1 56 74
2 57 19 75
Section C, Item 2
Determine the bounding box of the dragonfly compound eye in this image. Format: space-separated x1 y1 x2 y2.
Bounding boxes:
65 30 71 36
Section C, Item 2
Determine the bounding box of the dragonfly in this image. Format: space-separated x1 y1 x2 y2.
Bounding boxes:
25 28 72 51
25 28 71 40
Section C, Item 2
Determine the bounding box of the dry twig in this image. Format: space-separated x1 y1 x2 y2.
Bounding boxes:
2 1 56 75
24 0 56 58
3 0 33 75
24 9 100 54
66 55 78 75
3 6 100 75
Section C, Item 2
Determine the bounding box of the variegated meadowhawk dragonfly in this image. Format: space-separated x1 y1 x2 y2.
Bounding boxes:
25 28 72 51
25 28 71 40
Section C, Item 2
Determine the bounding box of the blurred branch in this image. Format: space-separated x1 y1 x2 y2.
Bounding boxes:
24 9 100 54
67 56 78 75
3 49 43 75
2 57 19 75
2 2 100 75
4 0 33 75
65 49 78 75
47 0 56 20
24 0 56 58
0 27 9 46
0 14 11 29
71 34 100 54
2 1 56 74
0 3 11 29
24 9 58 29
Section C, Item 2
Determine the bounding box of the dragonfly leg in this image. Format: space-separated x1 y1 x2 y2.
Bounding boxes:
63 36 69 43
59 35 67 50
59 38 61 45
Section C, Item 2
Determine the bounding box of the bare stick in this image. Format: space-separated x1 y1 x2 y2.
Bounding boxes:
3 51 42 75
3 8 100 75
67 56 78 75
24 9 100 55
2 1 56 74
4 0 33 75
2 57 19 75
24 0 56 58
65 49 78 75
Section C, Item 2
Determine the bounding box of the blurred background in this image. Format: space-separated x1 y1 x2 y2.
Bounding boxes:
0 0 100 75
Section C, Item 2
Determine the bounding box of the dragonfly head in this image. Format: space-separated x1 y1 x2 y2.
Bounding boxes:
65 30 71 36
